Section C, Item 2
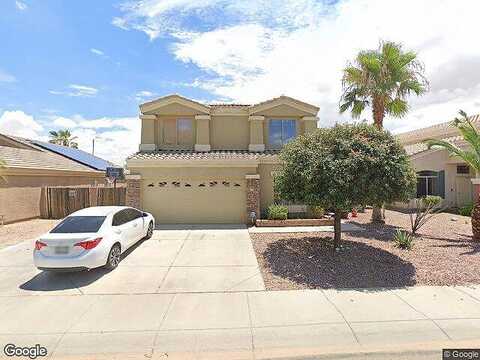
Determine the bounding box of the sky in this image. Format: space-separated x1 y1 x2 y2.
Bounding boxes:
1 0 480 165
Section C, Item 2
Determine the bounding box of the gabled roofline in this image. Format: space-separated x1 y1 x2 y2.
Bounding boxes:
139 94 320 116
0 133 43 151
140 94 210 115
248 95 319 116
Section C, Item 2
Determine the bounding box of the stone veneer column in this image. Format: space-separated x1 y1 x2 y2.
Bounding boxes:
195 114 211 152
126 175 141 209
301 116 319 135
246 174 261 224
248 116 265 152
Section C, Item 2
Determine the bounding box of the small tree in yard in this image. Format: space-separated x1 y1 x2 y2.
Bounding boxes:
274 123 416 249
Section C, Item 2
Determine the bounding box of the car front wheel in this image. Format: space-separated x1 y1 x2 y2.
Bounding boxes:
145 221 154 239
105 244 121 270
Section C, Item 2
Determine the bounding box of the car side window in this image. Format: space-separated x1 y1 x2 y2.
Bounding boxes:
123 209 137 223
112 210 128 226
130 209 142 220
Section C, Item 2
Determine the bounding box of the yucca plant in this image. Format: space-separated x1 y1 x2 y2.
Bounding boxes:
425 110 480 240
340 41 428 223
393 229 414 250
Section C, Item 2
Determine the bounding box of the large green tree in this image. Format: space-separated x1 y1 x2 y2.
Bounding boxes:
425 110 480 241
49 129 78 148
339 40 428 222
274 124 416 248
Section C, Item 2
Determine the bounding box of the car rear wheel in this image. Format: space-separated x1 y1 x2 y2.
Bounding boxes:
105 244 121 270
145 221 154 239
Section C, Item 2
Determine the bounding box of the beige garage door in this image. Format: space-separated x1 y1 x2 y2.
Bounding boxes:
142 179 246 224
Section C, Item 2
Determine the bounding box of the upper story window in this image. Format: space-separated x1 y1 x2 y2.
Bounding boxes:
269 119 296 148
164 118 193 146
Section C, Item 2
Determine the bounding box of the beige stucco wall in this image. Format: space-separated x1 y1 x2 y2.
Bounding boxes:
140 103 318 151
0 173 105 223
211 116 249 150
411 149 473 207
258 163 282 213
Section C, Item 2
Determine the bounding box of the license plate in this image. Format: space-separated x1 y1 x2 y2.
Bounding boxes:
54 246 69 254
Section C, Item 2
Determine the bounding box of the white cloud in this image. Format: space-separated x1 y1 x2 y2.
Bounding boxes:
90 48 107 57
0 69 16 83
0 110 43 139
116 0 480 133
49 84 99 97
15 1 28 11
44 114 140 165
134 90 157 102
53 116 77 128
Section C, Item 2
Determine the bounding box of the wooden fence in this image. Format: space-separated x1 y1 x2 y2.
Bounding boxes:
41 186 126 219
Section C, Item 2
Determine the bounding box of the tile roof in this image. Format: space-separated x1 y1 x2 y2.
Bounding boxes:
0 145 100 172
404 135 464 156
128 150 280 161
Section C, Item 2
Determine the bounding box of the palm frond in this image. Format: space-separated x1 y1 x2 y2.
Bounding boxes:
426 138 480 171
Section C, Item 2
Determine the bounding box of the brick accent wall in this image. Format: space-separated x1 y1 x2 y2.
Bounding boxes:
246 176 260 223
126 176 141 209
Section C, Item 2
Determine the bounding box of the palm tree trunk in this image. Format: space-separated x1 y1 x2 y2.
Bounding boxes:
372 97 385 129
472 199 480 241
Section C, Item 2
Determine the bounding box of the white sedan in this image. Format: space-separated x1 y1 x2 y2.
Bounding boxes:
33 206 155 271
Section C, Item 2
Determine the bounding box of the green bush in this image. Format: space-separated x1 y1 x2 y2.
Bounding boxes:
308 205 325 219
459 202 474 217
393 229 414 250
422 195 442 208
267 205 288 220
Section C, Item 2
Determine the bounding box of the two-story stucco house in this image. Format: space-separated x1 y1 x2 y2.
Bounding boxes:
126 94 319 224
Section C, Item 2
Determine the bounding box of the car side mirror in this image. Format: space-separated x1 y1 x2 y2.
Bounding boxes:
142 212 148 217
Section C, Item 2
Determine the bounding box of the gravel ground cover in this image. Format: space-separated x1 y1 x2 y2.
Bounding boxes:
250 209 480 289
0 218 59 250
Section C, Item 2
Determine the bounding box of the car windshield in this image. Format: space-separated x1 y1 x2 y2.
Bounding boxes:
50 216 106 233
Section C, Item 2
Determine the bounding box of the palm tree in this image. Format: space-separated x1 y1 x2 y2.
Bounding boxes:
340 40 428 221
425 110 480 241
49 130 78 148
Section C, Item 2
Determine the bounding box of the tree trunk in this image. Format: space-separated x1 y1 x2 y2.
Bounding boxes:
372 97 385 129
371 205 385 223
333 210 342 250
472 198 480 241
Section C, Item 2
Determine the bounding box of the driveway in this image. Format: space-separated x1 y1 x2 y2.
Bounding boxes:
0 224 265 296
1 226 480 359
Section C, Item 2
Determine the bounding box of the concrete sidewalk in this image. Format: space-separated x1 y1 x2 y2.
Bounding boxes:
0 286 479 359
1 227 480 359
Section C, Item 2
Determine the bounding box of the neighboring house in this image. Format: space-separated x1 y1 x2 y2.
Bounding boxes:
126 94 319 224
0 133 112 223
397 114 480 208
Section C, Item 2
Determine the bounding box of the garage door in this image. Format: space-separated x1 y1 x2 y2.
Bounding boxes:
142 179 246 224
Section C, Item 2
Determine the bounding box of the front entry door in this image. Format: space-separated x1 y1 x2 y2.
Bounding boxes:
456 177 473 207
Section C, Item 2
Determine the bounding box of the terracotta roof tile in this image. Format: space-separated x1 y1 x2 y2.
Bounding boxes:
128 150 279 161
404 135 464 156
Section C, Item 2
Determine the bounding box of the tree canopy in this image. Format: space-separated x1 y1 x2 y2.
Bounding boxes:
49 129 79 148
274 123 416 247
339 41 428 128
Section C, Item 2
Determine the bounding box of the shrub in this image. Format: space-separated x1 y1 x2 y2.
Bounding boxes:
410 196 444 235
267 204 288 220
393 230 414 250
308 205 325 219
459 202 473 217
422 195 442 208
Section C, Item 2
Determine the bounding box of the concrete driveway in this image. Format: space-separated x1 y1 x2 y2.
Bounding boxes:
1 226 480 359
